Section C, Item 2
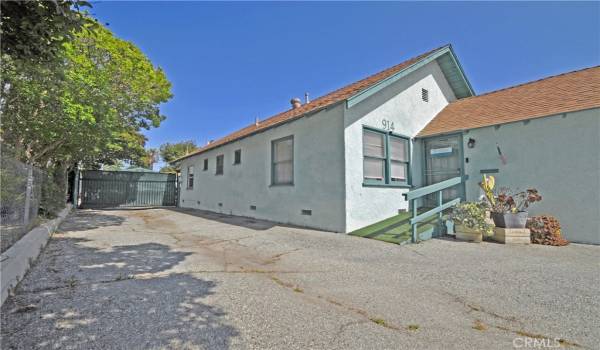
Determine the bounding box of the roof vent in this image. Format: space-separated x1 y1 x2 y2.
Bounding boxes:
290 97 302 109
255 117 260 126
304 92 310 104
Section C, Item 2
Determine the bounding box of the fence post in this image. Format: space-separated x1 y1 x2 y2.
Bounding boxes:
72 168 80 208
23 164 34 226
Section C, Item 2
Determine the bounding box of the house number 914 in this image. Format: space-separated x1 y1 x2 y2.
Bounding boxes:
382 119 395 131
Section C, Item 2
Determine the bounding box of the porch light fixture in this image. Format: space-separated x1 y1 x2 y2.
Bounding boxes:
467 138 476 148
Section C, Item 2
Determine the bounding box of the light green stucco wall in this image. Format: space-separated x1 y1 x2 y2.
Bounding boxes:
462 108 600 244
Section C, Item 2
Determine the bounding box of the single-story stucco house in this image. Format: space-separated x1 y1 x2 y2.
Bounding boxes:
174 45 600 244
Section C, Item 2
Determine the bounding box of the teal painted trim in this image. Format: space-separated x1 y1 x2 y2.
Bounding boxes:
411 200 418 243
410 198 460 225
347 46 474 108
447 45 475 97
403 176 462 201
458 132 466 200
384 131 391 183
362 183 412 189
407 138 413 186
363 124 412 139
363 178 386 186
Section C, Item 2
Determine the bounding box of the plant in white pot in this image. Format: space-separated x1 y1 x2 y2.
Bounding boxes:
451 202 494 242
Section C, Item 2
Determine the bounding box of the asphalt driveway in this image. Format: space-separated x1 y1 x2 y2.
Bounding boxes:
1 208 598 349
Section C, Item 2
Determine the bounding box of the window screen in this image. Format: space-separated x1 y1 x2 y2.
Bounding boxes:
363 128 410 185
272 136 294 185
363 130 385 181
216 155 224 175
187 166 194 189
389 136 408 182
234 149 241 164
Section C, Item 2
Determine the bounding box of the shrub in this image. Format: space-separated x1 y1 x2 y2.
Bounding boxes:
451 202 494 236
39 168 66 218
527 215 569 246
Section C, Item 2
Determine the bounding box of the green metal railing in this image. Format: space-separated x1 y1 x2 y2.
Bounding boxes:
402 177 462 243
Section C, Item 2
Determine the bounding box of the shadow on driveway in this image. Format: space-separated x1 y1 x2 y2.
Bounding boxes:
1 221 239 349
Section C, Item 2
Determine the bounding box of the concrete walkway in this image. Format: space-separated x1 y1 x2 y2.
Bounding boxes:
1 208 598 349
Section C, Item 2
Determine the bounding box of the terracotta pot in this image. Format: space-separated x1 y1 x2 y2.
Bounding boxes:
454 224 483 242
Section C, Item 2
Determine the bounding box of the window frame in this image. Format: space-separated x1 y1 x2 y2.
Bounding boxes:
203 159 208 171
187 165 194 189
233 149 242 165
215 155 224 175
271 135 294 186
362 126 411 188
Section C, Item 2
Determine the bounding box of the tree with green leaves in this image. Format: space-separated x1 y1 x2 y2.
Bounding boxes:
159 141 198 173
1 13 172 213
2 24 172 168
1 0 94 62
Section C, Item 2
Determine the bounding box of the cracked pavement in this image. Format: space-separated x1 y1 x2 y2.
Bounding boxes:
1 208 598 349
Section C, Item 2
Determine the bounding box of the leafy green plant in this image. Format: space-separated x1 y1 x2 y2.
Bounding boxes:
451 202 494 235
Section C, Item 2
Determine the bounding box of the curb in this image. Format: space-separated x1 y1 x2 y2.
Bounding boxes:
0 204 72 306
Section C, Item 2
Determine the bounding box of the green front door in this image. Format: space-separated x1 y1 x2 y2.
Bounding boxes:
423 134 465 207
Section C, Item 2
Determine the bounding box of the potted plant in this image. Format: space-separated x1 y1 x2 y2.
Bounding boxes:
490 188 542 228
478 175 542 229
451 202 494 242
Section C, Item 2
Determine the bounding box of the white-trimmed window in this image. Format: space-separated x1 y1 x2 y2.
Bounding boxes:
363 127 410 186
187 166 194 189
272 136 294 185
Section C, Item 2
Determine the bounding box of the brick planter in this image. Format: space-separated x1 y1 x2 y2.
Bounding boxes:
492 227 530 244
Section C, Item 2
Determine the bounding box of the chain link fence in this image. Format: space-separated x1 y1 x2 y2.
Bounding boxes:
1 152 45 253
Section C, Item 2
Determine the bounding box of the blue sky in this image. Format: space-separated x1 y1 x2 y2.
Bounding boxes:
91 1 599 162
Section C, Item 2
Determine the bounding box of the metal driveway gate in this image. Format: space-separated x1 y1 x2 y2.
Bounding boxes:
78 170 178 208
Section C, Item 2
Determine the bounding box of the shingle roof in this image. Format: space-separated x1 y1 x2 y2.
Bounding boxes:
418 66 600 137
174 45 447 162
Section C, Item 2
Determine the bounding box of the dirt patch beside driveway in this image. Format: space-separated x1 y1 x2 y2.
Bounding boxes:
2 208 598 349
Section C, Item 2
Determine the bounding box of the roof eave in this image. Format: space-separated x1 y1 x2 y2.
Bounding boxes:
170 101 344 164
346 45 474 109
